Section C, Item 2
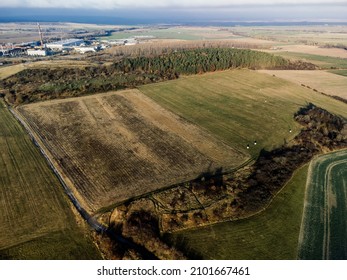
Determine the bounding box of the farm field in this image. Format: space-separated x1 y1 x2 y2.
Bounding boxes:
170 164 309 259
0 60 96 82
328 69 347 77
267 45 347 59
231 25 347 47
140 69 347 158
0 100 100 260
270 51 347 69
103 26 239 41
258 70 347 99
0 64 25 80
18 90 244 214
103 26 276 48
298 150 347 260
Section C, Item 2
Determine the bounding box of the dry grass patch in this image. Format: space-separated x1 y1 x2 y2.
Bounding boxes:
259 70 347 99
0 64 25 80
266 45 347 59
19 90 245 214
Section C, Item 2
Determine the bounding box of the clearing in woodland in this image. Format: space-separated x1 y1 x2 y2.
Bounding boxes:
0 100 100 260
140 69 347 158
19 90 245 214
298 149 347 260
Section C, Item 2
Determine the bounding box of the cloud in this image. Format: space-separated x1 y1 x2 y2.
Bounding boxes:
0 0 346 9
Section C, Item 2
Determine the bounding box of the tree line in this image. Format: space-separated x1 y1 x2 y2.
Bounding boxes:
1 47 314 104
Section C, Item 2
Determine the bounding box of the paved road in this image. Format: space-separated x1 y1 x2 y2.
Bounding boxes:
298 150 347 259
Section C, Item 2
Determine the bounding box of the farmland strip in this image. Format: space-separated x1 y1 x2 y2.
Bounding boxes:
298 150 347 259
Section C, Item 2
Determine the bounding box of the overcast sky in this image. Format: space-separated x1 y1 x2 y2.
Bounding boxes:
1 0 346 9
0 0 346 23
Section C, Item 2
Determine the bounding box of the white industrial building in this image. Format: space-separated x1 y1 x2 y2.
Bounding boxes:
101 38 138 46
73 46 96 54
27 49 48 56
46 39 84 50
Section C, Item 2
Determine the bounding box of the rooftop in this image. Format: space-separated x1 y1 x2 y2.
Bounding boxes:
47 38 83 46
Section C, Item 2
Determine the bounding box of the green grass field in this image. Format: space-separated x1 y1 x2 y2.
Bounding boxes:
276 52 347 69
103 27 239 41
104 28 204 41
140 69 347 158
0 100 101 259
298 150 347 260
170 164 309 259
328 69 347 77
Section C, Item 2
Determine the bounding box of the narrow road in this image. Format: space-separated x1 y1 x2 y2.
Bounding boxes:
8 106 157 259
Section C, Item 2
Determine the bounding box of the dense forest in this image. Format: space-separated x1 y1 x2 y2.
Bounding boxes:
1 48 315 104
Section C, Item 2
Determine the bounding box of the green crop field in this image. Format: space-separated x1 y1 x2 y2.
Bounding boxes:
169 164 309 259
276 52 347 69
298 150 347 260
140 69 347 158
0 100 100 259
328 69 347 77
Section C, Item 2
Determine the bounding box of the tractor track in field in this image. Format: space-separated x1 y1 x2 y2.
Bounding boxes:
298 150 347 259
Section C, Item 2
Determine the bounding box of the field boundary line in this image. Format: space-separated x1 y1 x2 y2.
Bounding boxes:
171 161 310 234
297 157 315 259
297 148 347 259
6 103 161 259
7 106 106 232
94 156 256 215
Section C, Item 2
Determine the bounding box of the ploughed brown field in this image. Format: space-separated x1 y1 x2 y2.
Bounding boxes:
18 90 246 214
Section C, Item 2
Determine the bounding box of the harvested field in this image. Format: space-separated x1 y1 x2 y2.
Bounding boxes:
298 150 347 260
266 45 347 59
140 70 347 158
258 70 347 99
19 90 245 214
269 51 347 69
0 64 25 80
0 100 100 259
231 25 347 47
25 59 98 69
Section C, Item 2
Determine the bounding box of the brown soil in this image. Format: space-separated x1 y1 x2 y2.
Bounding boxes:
18 90 245 214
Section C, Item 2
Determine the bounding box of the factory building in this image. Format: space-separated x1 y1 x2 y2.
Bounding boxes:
27 49 48 56
73 46 96 54
46 39 84 50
